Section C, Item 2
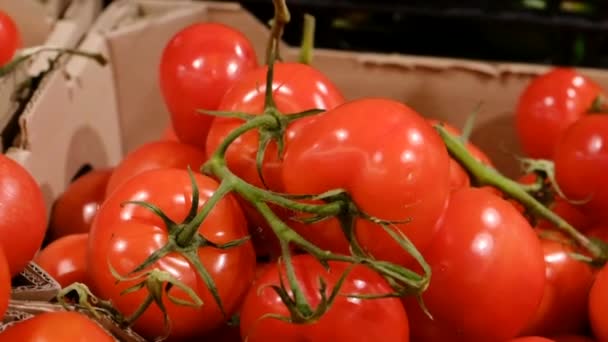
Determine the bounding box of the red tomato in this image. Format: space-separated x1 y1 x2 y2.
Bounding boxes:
509 338 555 342
520 231 594 336
160 125 179 141
0 11 20 66
515 68 605 159
206 62 345 258
552 336 596 342
587 225 608 243
34 234 89 288
0 311 114 341
48 169 112 240
105 140 206 197
589 263 608 341
0 155 46 276
554 115 608 222
88 168 256 340
239 254 410 341
404 187 545 342
282 98 450 267
426 118 494 191
0 249 10 320
159 23 258 149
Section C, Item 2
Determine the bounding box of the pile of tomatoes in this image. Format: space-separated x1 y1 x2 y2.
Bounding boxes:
1 4 608 342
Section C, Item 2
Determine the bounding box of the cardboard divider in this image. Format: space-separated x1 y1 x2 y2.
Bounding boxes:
10 262 61 302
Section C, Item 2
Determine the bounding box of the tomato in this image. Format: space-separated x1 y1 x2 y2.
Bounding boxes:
509 338 555 342
552 336 596 342
403 187 545 342
239 254 409 341
554 115 608 222
159 23 258 149
0 11 20 66
0 155 47 276
105 140 206 197
48 169 112 240
426 119 494 191
160 125 178 141
0 311 114 342
88 168 256 340
515 68 605 159
0 249 10 320
587 225 608 243
520 231 594 336
206 62 345 258
281 98 450 267
589 263 608 341
34 234 89 288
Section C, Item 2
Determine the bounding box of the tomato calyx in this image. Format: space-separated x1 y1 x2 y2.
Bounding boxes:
56 282 128 325
0 46 106 78
434 124 608 265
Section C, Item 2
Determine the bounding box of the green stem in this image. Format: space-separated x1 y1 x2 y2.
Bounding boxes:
265 0 291 64
298 14 316 65
125 293 155 326
435 125 604 261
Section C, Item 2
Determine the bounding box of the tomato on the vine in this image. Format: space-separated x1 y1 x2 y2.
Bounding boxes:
509 338 555 342
0 11 20 66
0 248 10 320
520 231 594 336
239 254 410 342
105 140 206 197
48 169 112 240
403 187 545 342
34 234 89 288
0 155 46 276
589 263 608 341
515 68 605 159
281 98 451 267
552 336 596 342
554 115 608 222
160 125 178 141
0 311 114 342
159 23 258 149
88 168 256 340
206 62 345 258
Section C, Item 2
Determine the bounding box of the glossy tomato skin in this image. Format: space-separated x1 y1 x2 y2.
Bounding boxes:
0 249 10 320
515 68 604 159
239 255 410 342
88 168 256 340
0 311 114 342
520 231 594 336
0 155 47 276
49 169 112 240
282 98 451 267
0 11 20 66
105 140 206 197
589 263 608 341
34 234 89 288
159 23 258 149
404 187 545 342
552 336 596 342
206 62 345 258
161 125 179 141
554 116 608 222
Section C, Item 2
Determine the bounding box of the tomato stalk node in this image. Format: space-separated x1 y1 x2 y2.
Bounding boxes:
56 282 125 322
435 124 608 264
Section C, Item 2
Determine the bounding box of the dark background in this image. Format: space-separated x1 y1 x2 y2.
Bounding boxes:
236 0 608 69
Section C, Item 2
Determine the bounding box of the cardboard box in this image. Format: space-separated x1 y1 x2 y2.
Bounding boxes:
11 262 61 302
2 300 146 341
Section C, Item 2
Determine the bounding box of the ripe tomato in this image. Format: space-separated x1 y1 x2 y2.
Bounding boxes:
239 254 410 341
282 98 450 267
0 311 114 342
0 11 20 66
426 118 494 191
0 249 10 320
0 155 46 276
520 231 594 336
509 338 555 342
587 225 608 243
403 187 545 342
88 168 256 340
554 115 608 222
552 336 596 342
159 23 258 149
105 140 206 197
589 263 608 341
206 62 345 258
160 125 178 141
515 68 604 159
34 234 89 288
48 169 112 240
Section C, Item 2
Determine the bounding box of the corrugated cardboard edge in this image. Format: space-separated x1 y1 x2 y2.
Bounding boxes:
10 262 61 302
6 300 147 342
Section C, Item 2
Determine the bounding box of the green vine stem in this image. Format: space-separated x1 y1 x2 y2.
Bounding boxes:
434 124 606 263
0 47 107 77
265 0 291 64
298 14 316 65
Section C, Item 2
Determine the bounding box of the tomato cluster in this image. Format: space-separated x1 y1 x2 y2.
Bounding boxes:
1 4 608 342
